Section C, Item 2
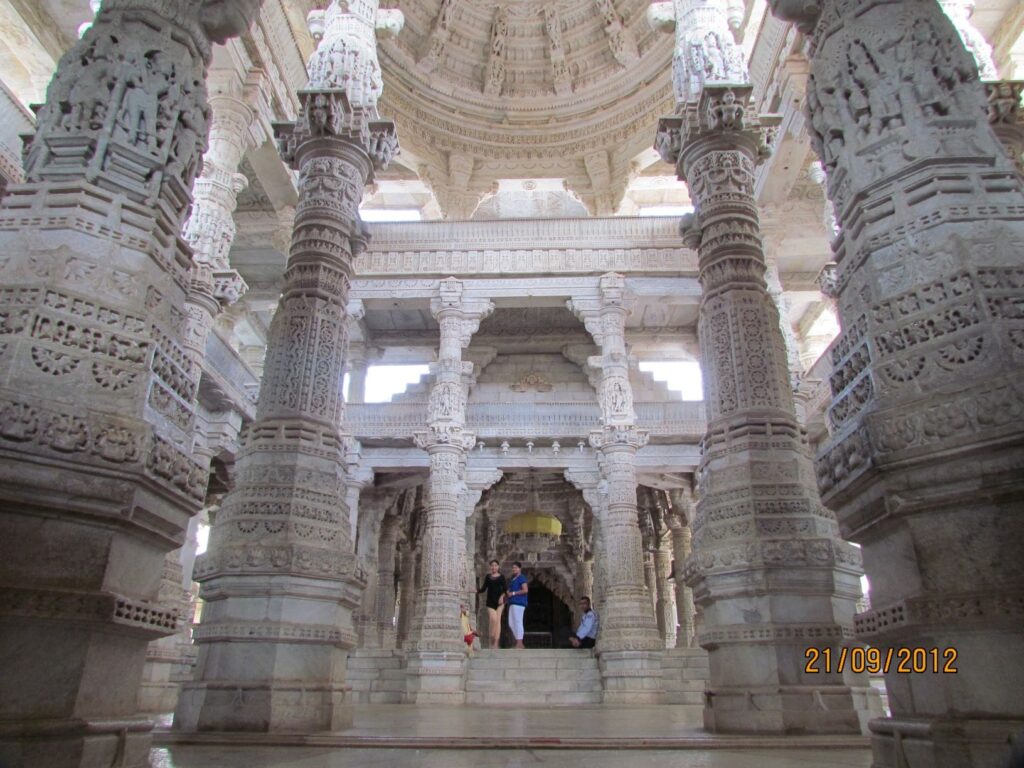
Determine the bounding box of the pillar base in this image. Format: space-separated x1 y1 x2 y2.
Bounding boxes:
703 684 877 734
598 650 664 704
174 682 353 733
869 716 1024 768
0 717 154 768
403 651 466 704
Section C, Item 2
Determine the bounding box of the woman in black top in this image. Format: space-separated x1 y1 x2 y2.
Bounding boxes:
477 559 507 649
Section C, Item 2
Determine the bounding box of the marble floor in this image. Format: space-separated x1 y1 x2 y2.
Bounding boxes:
155 705 873 766
152 746 872 768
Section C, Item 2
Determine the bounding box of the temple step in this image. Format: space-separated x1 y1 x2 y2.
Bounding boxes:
464 649 603 705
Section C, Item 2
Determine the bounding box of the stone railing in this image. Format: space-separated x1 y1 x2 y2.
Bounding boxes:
343 400 706 441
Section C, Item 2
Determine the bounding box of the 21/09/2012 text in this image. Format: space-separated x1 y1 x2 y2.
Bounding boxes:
804 646 958 674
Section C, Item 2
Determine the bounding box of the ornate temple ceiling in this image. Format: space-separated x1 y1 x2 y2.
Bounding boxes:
377 0 677 215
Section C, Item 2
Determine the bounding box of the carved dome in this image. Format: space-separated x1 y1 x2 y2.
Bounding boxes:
377 0 676 213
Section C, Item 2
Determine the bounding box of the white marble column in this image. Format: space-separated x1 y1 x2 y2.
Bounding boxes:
570 274 663 702
0 1 260 764
354 489 391 647
346 345 370 405
656 81 872 733
177 0 401 734
667 486 697 649
651 491 677 649
765 260 805 388
461 467 502 624
372 513 402 649
939 0 998 79
406 279 493 701
766 0 1024 763
180 73 269 375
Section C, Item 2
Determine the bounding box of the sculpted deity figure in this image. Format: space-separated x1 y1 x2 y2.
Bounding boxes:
491 7 509 57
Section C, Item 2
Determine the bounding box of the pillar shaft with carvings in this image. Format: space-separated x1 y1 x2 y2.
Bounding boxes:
407 279 492 701
346 343 370 404
571 274 662 702
396 539 418 647
766 1 1024 763
656 84 870 733
667 486 697 649
0 1 259 764
370 507 402 649
652 492 677 649
180 74 269 364
177 0 400 733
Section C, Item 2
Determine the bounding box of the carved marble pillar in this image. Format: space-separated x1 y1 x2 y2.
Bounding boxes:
647 0 749 108
656 85 872 733
639 499 658 614
460 468 501 621
570 478 608 611
667 486 697 649
346 343 369 404
765 259 805 387
372 514 402 649
406 279 492 702
180 72 269 367
0 1 259 764
176 0 401 734
344 448 373 547
354 489 389 647
568 501 594 618
939 0 998 79
570 274 663 702
396 547 417 646
652 491 677 649
765 1 1024 763
986 80 1024 174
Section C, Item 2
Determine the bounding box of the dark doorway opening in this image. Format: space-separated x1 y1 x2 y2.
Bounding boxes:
501 577 572 648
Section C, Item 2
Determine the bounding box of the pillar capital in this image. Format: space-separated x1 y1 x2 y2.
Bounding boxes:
464 466 503 492
414 425 476 454
648 0 749 107
589 424 649 453
430 278 495 340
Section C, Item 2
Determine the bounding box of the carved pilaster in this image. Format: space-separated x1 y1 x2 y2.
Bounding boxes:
657 84 872 733
765 0 1024 762
178 0 401 734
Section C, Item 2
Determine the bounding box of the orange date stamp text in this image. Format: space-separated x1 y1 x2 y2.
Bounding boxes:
804 646 958 674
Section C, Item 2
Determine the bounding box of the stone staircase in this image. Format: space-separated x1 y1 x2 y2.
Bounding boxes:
465 649 603 706
348 649 407 704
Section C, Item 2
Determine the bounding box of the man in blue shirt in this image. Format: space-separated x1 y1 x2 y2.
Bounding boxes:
506 561 528 649
569 596 598 649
